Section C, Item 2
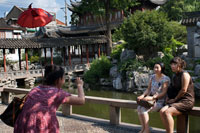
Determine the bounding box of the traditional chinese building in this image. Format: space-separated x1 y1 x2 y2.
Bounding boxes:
0 1 167 72
181 11 200 58
0 17 26 61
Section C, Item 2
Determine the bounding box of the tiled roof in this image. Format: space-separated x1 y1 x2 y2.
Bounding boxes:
0 18 12 29
181 11 200 26
0 18 24 30
0 39 41 48
56 19 66 26
58 21 122 35
0 36 107 49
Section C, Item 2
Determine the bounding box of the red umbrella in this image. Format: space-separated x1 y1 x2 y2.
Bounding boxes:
17 4 53 28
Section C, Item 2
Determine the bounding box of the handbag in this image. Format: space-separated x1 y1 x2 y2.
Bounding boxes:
136 99 156 108
0 94 28 127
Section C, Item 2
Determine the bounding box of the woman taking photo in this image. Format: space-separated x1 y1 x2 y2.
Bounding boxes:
160 57 195 133
14 65 85 133
137 63 170 133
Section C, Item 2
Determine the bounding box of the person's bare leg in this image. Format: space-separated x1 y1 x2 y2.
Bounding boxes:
160 106 169 131
137 107 145 133
160 107 182 133
142 113 150 133
138 114 145 133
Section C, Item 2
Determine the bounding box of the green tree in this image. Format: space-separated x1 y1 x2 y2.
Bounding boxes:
83 55 112 84
110 41 125 61
159 0 200 21
70 0 138 55
168 21 186 43
116 10 173 59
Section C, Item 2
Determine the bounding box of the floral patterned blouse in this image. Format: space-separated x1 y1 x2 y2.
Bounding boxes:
150 74 170 107
14 85 71 133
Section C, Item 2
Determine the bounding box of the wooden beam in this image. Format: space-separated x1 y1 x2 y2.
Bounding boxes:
3 49 6 72
81 45 83 64
92 45 95 58
98 44 101 57
63 47 66 66
104 43 107 56
86 44 89 64
18 49 21 70
78 45 80 56
50 48 53 65
44 48 47 66
25 48 28 70
68 46 71 66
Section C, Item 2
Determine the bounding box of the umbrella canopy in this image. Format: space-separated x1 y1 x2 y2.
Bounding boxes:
17 4 53 28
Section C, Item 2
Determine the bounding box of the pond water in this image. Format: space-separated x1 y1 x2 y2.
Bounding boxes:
64 86 200 133
28 80 200 132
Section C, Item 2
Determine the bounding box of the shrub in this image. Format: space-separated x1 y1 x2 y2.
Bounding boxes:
115 10 173 59
195 59 200 64
144 53 174 77
40 57 63 65
83 55 112 84
30 56 40 63
0 59 12 67
110 42 125 61
113 11 186 59
118 59 143 78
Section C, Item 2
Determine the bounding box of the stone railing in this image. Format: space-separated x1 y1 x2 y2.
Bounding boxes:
64 63 89 73
0 63 90 79
1 87 199 133
0 69 44 79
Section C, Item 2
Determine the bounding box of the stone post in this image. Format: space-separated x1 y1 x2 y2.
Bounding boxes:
109 106 121 125
177 114 189 133
1 91 12 104
62 103 72 116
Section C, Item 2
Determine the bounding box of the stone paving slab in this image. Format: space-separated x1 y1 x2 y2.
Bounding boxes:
0 104 165 133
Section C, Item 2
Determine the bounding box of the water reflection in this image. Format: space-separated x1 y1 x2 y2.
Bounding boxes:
64 87 200 132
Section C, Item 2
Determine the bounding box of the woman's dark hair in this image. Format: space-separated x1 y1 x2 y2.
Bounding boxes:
156 62 165 74
170 57 186 69
43 65 65 85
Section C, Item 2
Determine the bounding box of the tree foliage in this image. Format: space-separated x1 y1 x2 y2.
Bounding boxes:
113 10 187 59
168 21 186 43
72 0 138 15
110 41 125 60
83 55 112 84
70 0 139 25
115 10 172 58
159 0 200 21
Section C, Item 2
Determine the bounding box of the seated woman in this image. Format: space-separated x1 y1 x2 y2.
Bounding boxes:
137 63 170 133
160 57 195 133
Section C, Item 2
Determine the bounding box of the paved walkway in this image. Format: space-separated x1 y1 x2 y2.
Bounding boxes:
0 104 165 133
